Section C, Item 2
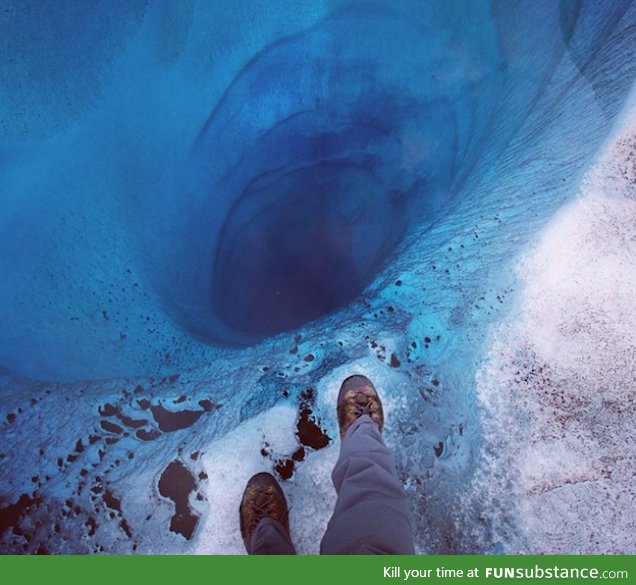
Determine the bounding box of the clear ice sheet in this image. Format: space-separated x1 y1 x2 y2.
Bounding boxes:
0 0 635 554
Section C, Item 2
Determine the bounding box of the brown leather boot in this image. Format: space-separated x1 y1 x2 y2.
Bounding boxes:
337 374 384 439
239 472 290 553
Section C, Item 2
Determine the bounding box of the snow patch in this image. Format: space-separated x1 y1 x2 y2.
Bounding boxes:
470 96 636 553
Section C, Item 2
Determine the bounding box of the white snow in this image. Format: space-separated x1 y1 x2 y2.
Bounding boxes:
470 90 636 553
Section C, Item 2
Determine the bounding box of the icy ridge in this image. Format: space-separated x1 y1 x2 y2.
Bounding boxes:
466 90 636 554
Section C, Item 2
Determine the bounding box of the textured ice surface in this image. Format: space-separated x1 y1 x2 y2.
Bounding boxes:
465 107 636 554
1 1 636 554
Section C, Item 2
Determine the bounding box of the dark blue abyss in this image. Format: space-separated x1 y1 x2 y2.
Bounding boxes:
0 0 634 381
181 6 488 346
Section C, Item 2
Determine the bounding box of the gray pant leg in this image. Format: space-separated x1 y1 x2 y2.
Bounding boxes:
320 415 415 555
250 518 296 555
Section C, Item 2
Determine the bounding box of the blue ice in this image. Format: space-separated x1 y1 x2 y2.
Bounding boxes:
0 0 635 554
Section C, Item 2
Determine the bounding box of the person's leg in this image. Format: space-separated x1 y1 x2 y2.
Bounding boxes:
250 518 296 555
239 472 296 555
320 377 415 555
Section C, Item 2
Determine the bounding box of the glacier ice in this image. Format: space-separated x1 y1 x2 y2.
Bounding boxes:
0 0 635 554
